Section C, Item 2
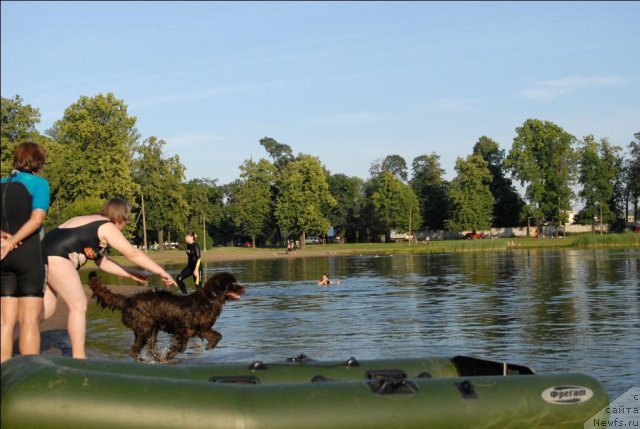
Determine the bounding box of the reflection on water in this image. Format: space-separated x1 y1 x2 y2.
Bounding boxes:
86 248 640 398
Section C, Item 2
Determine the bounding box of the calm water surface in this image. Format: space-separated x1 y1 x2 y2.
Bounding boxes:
86 248 640 399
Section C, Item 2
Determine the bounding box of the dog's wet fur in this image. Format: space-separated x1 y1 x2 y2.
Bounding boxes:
88 271 244 362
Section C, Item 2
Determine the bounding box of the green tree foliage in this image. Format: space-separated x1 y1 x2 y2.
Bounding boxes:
371 172 421 241
58 197 105 222
183 178 222 248
274 155 336 245
328 173 365 243
506 119 577 232
446 155 494 233
260 137 294 171
226 158 276 247
45 93 139 206
472 136 524 227
410 153 451 230
624 132 640 221
132 136 188 246
369 155 408 182
1 95 42 177
576 135 622 230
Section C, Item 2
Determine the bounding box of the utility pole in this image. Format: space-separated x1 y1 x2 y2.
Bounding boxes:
203 216 207 251
408 207 412 246
600 202 603 235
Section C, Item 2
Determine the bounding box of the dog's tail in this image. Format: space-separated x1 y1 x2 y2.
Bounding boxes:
88 271 128 311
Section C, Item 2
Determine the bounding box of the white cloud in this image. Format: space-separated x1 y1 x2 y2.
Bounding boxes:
520 76 622 100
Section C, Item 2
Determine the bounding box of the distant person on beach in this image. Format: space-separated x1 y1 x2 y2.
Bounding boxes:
1 142 50 363
286 240 295 255
176 231 203 295
41 198 177 359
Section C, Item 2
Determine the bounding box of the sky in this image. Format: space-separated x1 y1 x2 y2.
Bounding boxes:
2 1 639 187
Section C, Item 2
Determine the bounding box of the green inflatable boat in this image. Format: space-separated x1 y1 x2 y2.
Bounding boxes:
1 354 608 429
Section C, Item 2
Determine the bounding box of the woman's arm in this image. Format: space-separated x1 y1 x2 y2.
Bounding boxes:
0 209 46 260
95 256 150 284
98 223 177 287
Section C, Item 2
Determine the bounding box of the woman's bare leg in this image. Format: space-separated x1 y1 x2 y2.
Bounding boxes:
42 284 58 321
1 297 18 363
17 297 43 356
46 257 87 359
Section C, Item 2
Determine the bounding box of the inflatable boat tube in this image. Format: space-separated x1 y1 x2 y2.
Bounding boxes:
1 354 608 429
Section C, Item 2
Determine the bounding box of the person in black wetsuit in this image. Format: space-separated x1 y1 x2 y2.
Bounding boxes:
1 142 50 363
176 231 203 295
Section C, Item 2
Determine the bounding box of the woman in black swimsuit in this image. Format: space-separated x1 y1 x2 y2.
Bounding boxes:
41 198 177 359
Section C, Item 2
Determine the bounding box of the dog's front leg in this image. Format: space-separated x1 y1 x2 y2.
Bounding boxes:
130 330 151 361
202 330 222 350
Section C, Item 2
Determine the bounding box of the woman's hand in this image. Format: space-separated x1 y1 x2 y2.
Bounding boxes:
159 271 178 288
1 231 17 260
129 271 150 284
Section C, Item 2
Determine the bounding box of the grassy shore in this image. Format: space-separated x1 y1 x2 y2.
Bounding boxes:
109 233 640 266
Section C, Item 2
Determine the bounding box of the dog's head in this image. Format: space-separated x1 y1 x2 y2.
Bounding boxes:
87 270 101 290
203 272 245 303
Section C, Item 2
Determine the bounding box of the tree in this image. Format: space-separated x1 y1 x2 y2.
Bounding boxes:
260 137 294 171
576 135 622 232
132 136 188 247
623 132 640 222
226 158 276 247
446 155 494 233
1 95 42 177
369 155 408 182
371 172 421 242
473 136 524 227
506 119 577 236
410 153 450 230
328 173 365 243
274 155 336 246
45 93 140 206
183 178 223 248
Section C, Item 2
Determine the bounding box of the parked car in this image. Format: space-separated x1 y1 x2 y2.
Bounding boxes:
304 236 321 244
234 240 253 247
464 232 484 240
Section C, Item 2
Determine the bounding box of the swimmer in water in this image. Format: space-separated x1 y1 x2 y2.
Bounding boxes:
319 273 339 286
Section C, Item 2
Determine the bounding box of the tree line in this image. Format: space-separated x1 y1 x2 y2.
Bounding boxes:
2 93 639 248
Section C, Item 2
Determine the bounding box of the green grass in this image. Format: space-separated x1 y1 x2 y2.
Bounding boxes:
573 232 640 248
107 233 639 267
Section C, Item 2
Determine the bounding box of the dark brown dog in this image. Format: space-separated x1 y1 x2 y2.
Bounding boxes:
88 271 244 362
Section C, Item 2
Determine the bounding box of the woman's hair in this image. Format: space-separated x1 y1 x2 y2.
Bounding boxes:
186 231 197 240
99 198 132 224
14 141 46 173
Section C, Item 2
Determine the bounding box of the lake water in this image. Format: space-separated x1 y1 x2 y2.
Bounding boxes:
85 248 640 399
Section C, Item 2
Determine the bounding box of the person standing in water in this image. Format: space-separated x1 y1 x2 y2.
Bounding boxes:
1 142 50 363
176 231 203 295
